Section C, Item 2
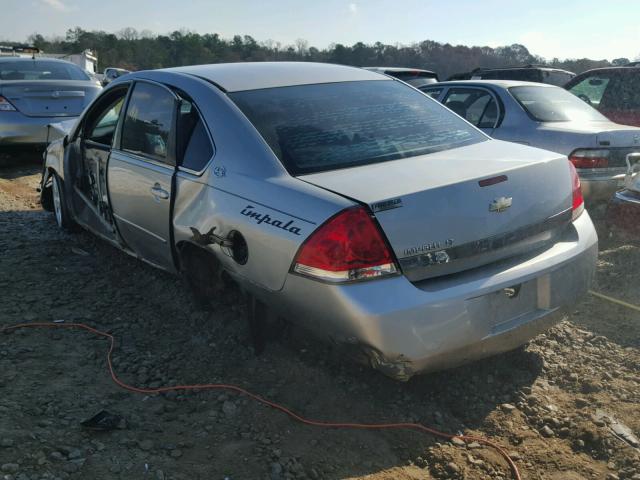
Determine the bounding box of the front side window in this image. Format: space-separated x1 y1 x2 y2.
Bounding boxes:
443 88 499 128
510 85 607 122
86 96 125 146
230 80 486 175
568 76 611 107
176 98 214 172
121 82 175 163
0 60 90 81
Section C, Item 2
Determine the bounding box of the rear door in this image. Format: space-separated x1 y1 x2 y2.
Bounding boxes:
108 80 178 270
442 87 501 135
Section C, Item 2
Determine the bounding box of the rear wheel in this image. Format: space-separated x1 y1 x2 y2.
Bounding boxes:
51 173 75 231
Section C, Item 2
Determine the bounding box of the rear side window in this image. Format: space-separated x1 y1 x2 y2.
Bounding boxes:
600 74 640 111
0 60 90 81
568 76 611 107
420 87 443 98
176 98 214 172
121 82 175 163
443 88 499 128
230 80 486 175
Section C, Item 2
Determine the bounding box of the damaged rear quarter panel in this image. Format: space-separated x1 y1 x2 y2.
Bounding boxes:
172 169 353 292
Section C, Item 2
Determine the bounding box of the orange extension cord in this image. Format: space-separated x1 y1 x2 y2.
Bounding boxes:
2 322 522 480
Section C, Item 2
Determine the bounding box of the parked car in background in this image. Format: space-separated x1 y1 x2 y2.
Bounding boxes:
103 67 130 85
40 62 597 381
607 153 640 236
422 80 640 203
447 65 575 86
565 63 640 127
0 57 101 157
363 67 439 88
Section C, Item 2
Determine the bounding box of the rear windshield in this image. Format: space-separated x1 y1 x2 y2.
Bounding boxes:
509 85 607 122
388 71 439 87
230 80 486 175
0 60 90 81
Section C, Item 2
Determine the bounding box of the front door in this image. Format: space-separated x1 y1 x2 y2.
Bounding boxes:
107 81 178 270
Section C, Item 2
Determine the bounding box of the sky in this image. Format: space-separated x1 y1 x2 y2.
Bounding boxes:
2 0 639 61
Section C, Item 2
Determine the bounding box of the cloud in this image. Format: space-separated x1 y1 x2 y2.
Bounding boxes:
40 0 68 11
348 3 357 14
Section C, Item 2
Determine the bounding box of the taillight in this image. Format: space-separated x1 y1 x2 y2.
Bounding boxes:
569 161 584 220
292 206 398 282
0 96 17 112
569 149 609 169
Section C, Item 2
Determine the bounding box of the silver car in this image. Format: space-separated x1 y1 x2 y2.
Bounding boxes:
422 80 640 203
40 62 597 381
0 57 102 155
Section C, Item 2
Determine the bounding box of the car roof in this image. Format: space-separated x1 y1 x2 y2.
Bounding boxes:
425 79 558 89
473 65 574 74
572 65 640 76
0 56 78 65
163 62 388 92
364 66 437 75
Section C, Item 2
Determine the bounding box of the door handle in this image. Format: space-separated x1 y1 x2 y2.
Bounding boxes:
150 183 169 200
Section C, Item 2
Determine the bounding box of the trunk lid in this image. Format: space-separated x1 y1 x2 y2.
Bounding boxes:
0 81 99 117
299 140 574 282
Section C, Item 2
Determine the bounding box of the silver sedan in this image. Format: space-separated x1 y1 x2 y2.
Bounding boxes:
422 80 640 204
40 62 597 381
0 57 101 156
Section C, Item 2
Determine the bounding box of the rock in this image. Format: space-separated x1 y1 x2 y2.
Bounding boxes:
540 426 555 437
451 437 465 447
67 449 82 460
49 451 65 461
270 462 283 479
0 439 14 448
606 475 620 480
446 462 460 474
575 398 589 408
155 470 165 480
222 401 237 417
62 463 78 473
170 449 183 458
1 464 19 474
139 440 154 451
501 403 517 412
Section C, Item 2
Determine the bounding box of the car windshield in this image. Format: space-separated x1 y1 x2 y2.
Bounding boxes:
0 60 90 81
230 80 486 175
509 85 607 122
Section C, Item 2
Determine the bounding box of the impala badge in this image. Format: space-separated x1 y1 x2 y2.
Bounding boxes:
51 91 61 98
489 196 512 213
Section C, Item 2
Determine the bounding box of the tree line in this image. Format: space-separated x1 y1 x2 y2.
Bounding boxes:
21 27 634 79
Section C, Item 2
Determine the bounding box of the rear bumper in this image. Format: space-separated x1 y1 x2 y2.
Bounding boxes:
0 112 75 148
580 173 625 204
269 212 598 380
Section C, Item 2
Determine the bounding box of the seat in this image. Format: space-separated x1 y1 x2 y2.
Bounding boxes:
445 100 468 118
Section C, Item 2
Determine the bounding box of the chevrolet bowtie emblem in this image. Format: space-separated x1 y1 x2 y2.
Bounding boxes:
489 196 512 212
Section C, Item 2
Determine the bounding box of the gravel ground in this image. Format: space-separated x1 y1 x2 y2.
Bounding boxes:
1 162 639 480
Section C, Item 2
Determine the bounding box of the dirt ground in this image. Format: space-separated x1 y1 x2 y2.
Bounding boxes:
1 161 639 480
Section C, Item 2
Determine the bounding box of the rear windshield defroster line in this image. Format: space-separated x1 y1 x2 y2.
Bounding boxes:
230 80 486 175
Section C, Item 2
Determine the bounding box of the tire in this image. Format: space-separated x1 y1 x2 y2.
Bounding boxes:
51 173 76 231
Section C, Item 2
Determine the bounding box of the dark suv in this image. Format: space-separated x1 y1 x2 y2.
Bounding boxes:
565 64 640 127
447 65 575 86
